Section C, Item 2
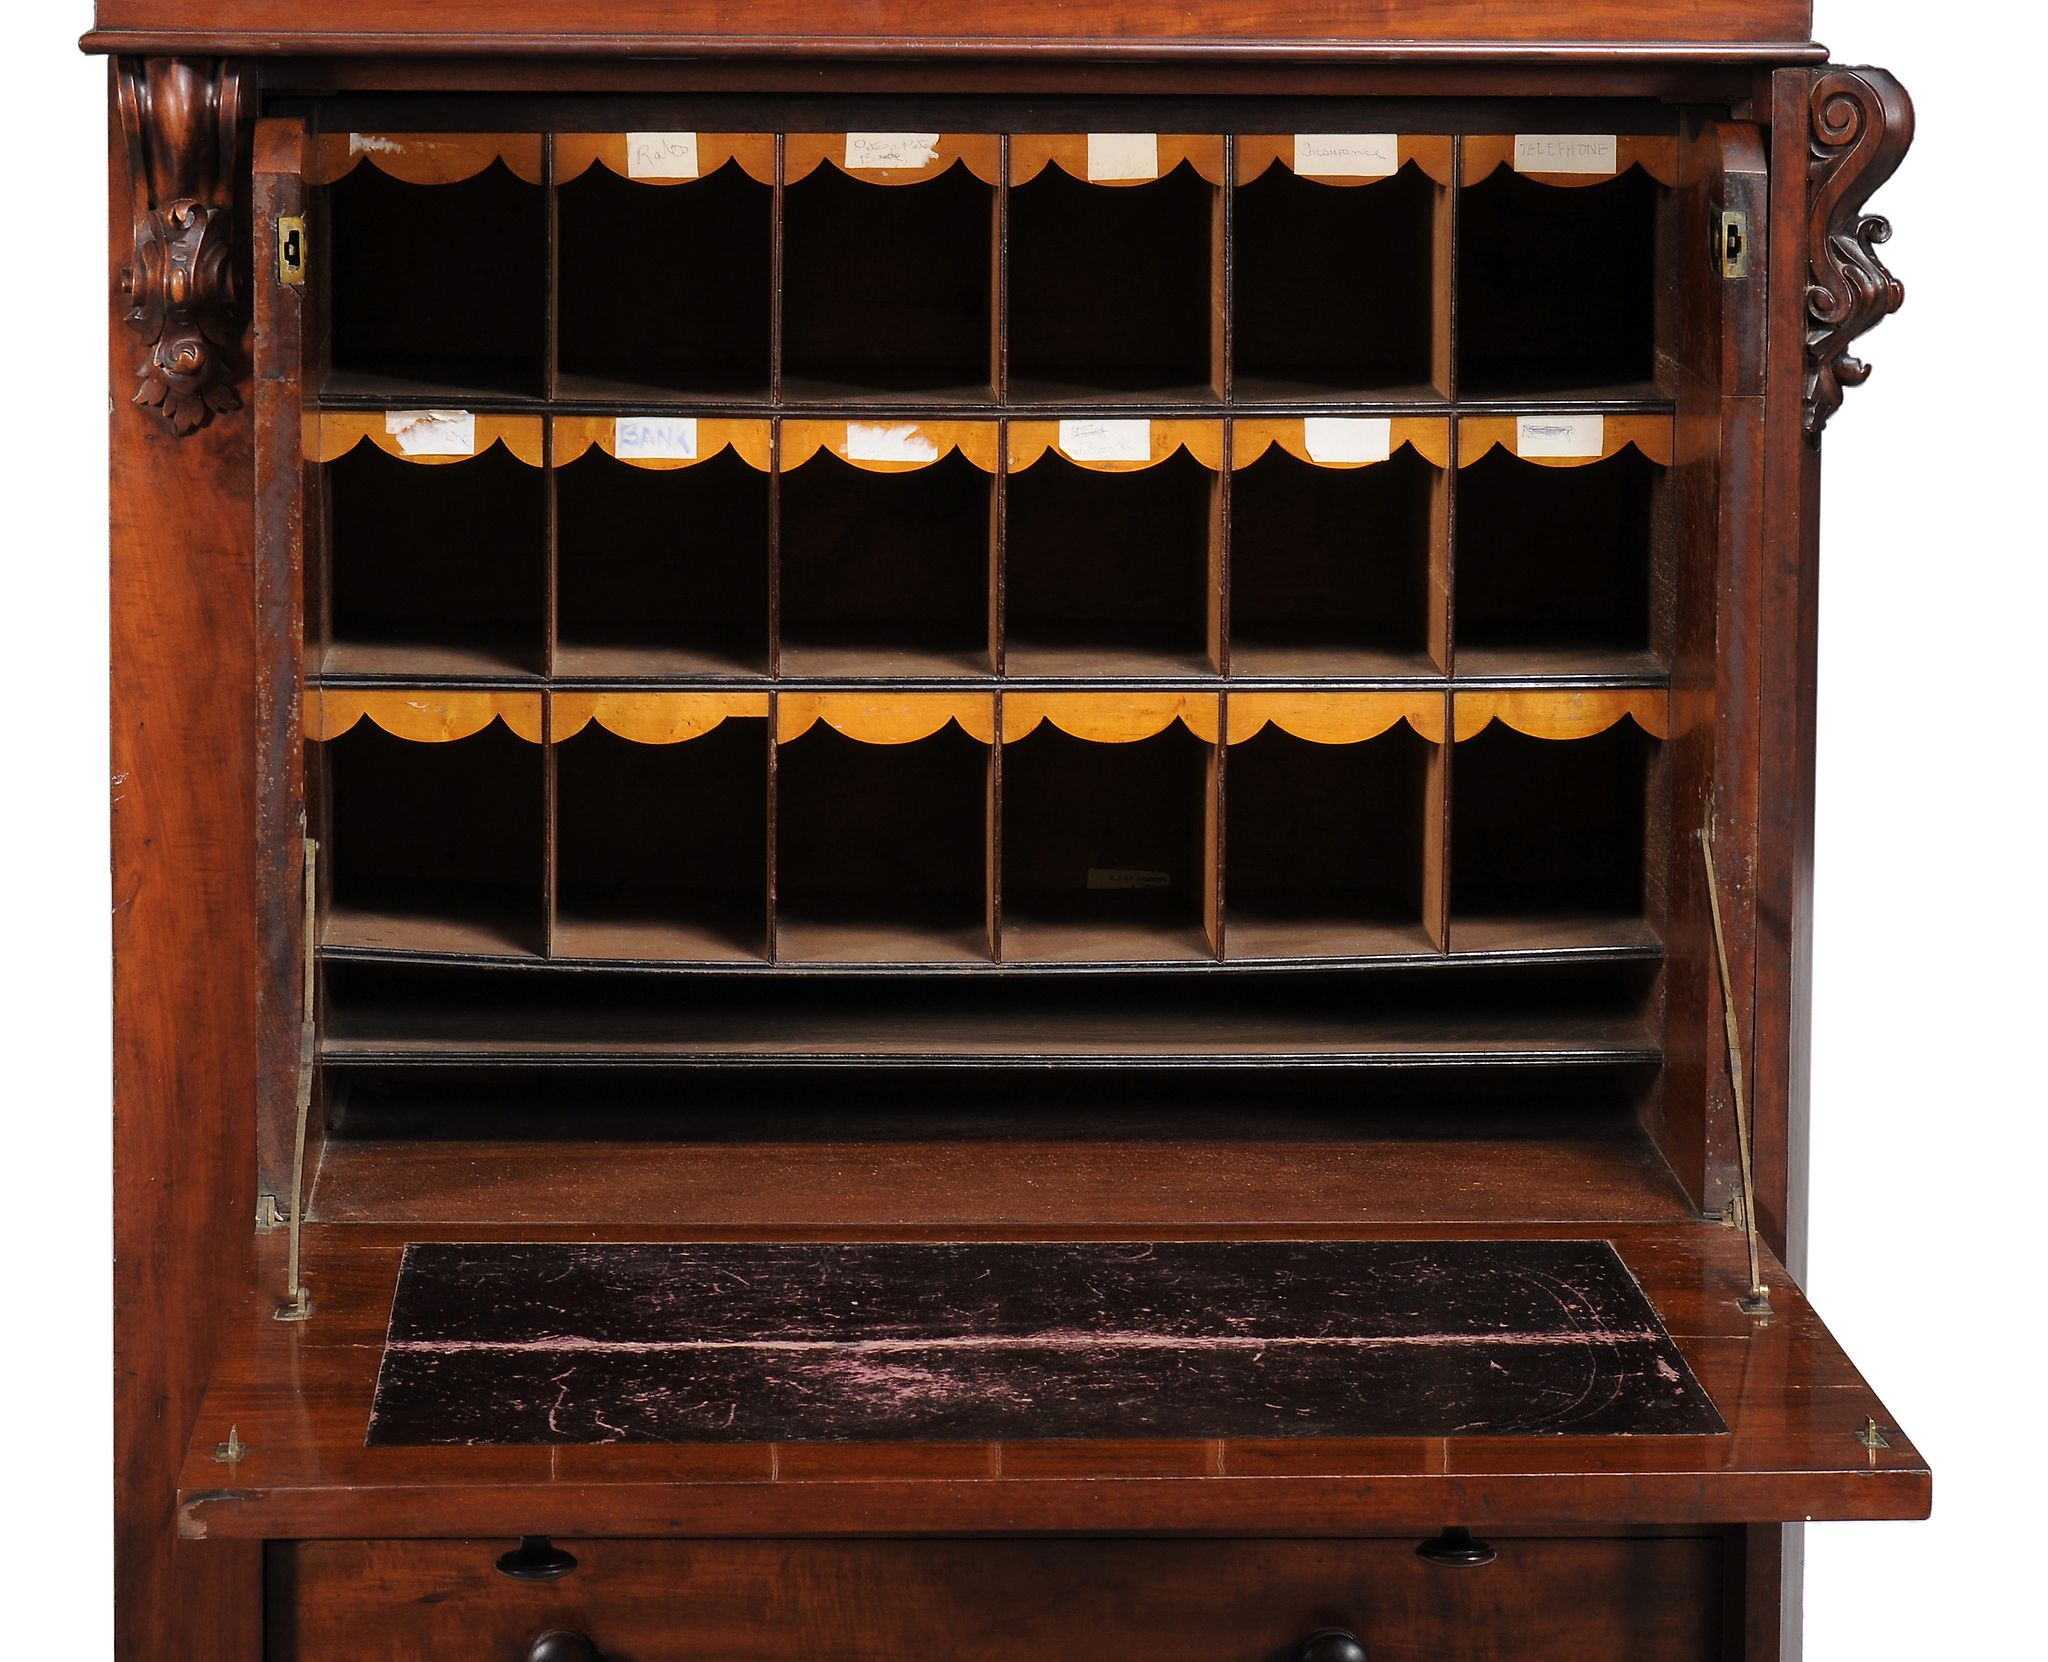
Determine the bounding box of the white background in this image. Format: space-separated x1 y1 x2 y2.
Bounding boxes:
0 4 2037 1653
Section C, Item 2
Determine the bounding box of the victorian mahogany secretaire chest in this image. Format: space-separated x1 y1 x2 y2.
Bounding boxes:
88 1 1926 1657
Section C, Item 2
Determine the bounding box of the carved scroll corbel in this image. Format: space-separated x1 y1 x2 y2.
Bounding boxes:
116 58 247 435
1804 67 1914 442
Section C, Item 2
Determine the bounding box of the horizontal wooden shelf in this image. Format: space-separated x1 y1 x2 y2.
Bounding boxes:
322 1008 1658 1067
174 1224 1926 1541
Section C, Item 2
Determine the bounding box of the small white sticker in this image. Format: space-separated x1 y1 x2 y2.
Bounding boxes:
625 132 700 180
1293 133 1399 179
1516 415 1606 459
614 416 699 460
845 422 939 464
1086 133 1159 182
1513 134 1619 176
1058 419 1152 463
1087 868 1171 891
845 132 941 171
1303 417 1393 465
384 410 475 457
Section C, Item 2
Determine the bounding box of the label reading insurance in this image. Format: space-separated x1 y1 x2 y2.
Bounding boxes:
1516 415 1605 459
1303 417 1392 465
1086 133 1159 181
846 132 941 170
626 132 700 180
1058 419 1151 463
1293 133 1398 178
1513 134 1618 175
385 410 475 457
615 416 699 461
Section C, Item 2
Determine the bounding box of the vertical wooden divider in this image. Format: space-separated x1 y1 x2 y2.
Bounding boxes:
541 686 558 960
987 692 1004 961
1424 693 1452 954
993 133 1010 404
1211 420 1231 676
767 417 783 680
543 133 560 402
770 132 786 406
764 687 781 962
1434 133 1459 403
1207 694 1227 960
1213 134 1233 403
540 134 562 964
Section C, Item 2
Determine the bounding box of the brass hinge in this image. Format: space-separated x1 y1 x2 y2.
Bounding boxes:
277 214 307 288
1717 210 1750 280
255 1193 286 1231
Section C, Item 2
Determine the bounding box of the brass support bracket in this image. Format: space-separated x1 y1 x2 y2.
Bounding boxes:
275 837 318 1323
1700 814 1772 1317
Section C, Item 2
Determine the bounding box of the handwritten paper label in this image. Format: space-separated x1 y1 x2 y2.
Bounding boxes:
384 410 475 457
1087 868 1171 891
1516 415 1605 459
615 416 699 461
1513 134 1618 175
1293 133 1399 179
1086 133 1159 182
1303 417 1393 465
625 132 700 180
846 422 940 464
1058 419 1152 463
845 132 941 171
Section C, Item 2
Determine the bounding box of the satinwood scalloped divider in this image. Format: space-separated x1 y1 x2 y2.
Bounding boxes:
777 691 998 746
551 416 772 470
1234 134 1456 187
1009 134 1228 186
784 132 1004 185
314 412 547 467
1461 134 1680 187
781 420 1001 473
1451 688 1670 743
307 688 546 744
552 132 776 185
1228 691 1447 746
553 691 771 744
310 132 546 186
1007 420 1226 472
1458 413 1673 468
1232 417 1450 470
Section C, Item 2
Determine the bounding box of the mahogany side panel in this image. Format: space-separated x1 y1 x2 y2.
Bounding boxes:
108 60 263 1662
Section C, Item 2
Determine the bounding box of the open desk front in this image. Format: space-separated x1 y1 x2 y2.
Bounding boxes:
94 12 1922 1659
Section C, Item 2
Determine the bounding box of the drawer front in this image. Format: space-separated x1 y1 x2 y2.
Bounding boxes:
272 1535 1723 1662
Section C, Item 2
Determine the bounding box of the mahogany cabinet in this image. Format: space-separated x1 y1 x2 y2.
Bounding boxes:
90 4 1925 1658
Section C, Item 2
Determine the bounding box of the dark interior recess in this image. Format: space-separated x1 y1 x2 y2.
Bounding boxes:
322 723 545 955
1229 448 1436 675
553 721 768 961
778 452 992 676
1226 726 1433 956
325 444 546 677
1454 448 1659 666
782 163 996 399
325 1058 1665 1146
554 450 770 678
1008 162 1217 400
1002 725 1210 960
1456 167 1660 396
775 724 990 961
1006 453 1215 675
324 160 547 398
318 956 1658 1060
1451 721 1653 927
1234 164 1440 398
555 161 773 398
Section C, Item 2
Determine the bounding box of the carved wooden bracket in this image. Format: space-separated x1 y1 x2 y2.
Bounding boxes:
1804 66 1914 443
117 58 247 435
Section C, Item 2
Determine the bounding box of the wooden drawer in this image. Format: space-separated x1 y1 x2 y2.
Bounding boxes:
270 1535 1724 1661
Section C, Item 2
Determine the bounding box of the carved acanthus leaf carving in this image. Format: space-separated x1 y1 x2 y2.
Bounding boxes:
1804 67 1914 442
117 58 247 435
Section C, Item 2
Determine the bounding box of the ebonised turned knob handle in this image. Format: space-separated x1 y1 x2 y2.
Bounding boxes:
1295 1628 1369 1662
525 1632 601 1662
497 1537 578 1580
1416 1526 1498 1567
